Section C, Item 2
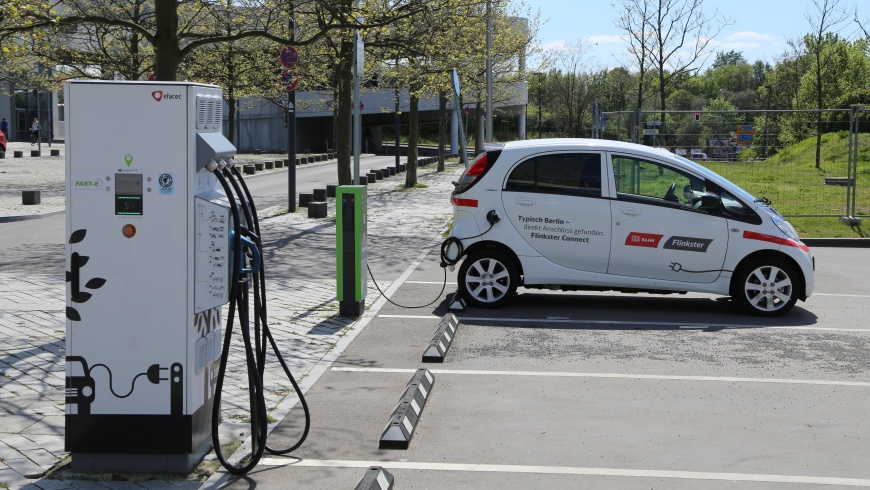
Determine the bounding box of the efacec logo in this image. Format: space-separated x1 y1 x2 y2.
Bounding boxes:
151 90 182 102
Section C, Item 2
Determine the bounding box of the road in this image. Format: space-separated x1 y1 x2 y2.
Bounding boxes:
0 155 409 274
228 245 870 489
244 155 407 210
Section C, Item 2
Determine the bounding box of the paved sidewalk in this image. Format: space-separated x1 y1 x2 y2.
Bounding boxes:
0 143 460 489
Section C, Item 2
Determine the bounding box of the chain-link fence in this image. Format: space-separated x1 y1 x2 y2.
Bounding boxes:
599 107 869 221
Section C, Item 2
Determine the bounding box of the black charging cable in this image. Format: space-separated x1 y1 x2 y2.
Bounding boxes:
208 162 311 476
366 210 500 308
229 165 310 456
440 210 500 267
211 167 265 475
366 263 447 308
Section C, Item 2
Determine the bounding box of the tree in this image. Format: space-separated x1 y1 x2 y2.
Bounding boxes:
0 0 419 81
548 40 597 137
804 0 849 168
614 0 655 140
710 49 746 69
647 0 731 145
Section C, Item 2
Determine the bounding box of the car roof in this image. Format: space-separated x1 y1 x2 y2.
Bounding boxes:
490 138 678 162
488 138 753 200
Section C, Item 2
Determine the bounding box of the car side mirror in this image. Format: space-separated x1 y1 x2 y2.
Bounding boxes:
699 192 720 210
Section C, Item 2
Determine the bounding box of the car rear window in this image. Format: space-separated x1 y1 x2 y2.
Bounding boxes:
505 153 602 196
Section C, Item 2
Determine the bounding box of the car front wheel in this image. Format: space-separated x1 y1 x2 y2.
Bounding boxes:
458 250 518 308
732 257 800 317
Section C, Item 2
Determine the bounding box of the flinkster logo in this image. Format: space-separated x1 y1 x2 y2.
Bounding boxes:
625 232 663 248
663 236 713 253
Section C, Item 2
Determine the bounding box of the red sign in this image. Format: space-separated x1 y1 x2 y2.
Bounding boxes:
280 46 298 69
625 232 664 248
147 73 156 82
281 70 298 91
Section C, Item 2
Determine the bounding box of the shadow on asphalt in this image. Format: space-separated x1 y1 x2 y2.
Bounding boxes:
454 291 820 329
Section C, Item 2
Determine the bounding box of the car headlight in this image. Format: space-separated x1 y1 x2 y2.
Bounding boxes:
771 214 799 240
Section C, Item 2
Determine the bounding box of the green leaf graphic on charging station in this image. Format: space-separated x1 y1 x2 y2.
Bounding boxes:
125 154 133 167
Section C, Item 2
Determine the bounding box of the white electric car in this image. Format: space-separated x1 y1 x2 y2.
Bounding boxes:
443 139 814 317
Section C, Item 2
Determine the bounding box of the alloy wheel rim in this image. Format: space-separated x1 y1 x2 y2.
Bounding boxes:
744 265 793 312
465 258 510 303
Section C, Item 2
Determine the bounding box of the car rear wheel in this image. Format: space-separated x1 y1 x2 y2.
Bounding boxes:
458 250 518 308
732 257 799 317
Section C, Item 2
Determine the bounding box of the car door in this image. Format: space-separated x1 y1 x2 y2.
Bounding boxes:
607 153 728 283
501 151 612 273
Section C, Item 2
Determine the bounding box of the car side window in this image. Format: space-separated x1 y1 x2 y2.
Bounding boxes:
505 153 601 196
612 155 708 210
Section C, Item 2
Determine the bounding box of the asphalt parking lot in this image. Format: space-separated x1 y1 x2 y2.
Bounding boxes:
221 246 870 489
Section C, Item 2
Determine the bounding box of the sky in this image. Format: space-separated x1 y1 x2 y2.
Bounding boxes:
532 0 867 71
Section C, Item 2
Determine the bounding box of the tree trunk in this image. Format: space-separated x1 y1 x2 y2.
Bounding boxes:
815 49 823 169
227 93 236 145
405 92 419 187
659 71 667 148
437 91 447 171
154 0 181 81
334 39 354 185
475 102 484 154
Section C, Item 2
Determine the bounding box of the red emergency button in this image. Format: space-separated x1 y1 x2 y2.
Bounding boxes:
122 224 137 238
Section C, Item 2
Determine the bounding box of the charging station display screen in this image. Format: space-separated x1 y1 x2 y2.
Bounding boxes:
115 173 143 215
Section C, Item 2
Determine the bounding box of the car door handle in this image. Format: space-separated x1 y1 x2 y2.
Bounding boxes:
515 198 536 205
620 207 641 216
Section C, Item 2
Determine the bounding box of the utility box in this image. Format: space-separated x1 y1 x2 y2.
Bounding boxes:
64 80 236 472
336 186 367 317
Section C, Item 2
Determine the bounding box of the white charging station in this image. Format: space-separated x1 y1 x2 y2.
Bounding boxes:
64 80 236 472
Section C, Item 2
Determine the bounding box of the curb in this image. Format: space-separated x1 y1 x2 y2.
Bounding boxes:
802 238 870 248
0 209 65 223
422 314 460 363
379 368 435 449
354 466 395 490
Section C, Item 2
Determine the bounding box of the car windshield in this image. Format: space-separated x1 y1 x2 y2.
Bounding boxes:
674 154 758 204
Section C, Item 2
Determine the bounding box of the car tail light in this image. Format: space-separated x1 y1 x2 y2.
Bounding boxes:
451 196 478 207
452 150 500 196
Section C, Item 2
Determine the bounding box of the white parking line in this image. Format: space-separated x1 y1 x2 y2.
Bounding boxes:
261 458 870 486
377 314 869 333
813 293 870 298
331 367 870 387
406 281 458 285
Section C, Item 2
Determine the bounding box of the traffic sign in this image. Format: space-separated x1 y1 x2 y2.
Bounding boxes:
464 106 471 116
281 70 298 91
280 46 298 69
147 73 156 82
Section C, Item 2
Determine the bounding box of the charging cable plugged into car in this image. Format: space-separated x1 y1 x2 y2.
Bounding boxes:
440 209 500 268
365 209 500 310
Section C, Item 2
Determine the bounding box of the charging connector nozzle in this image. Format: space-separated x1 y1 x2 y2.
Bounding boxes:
486 210 500 225
205 160 219 172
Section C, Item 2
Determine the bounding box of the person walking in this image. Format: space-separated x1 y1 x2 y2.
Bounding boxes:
30 117 39 145
0 117 8 140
